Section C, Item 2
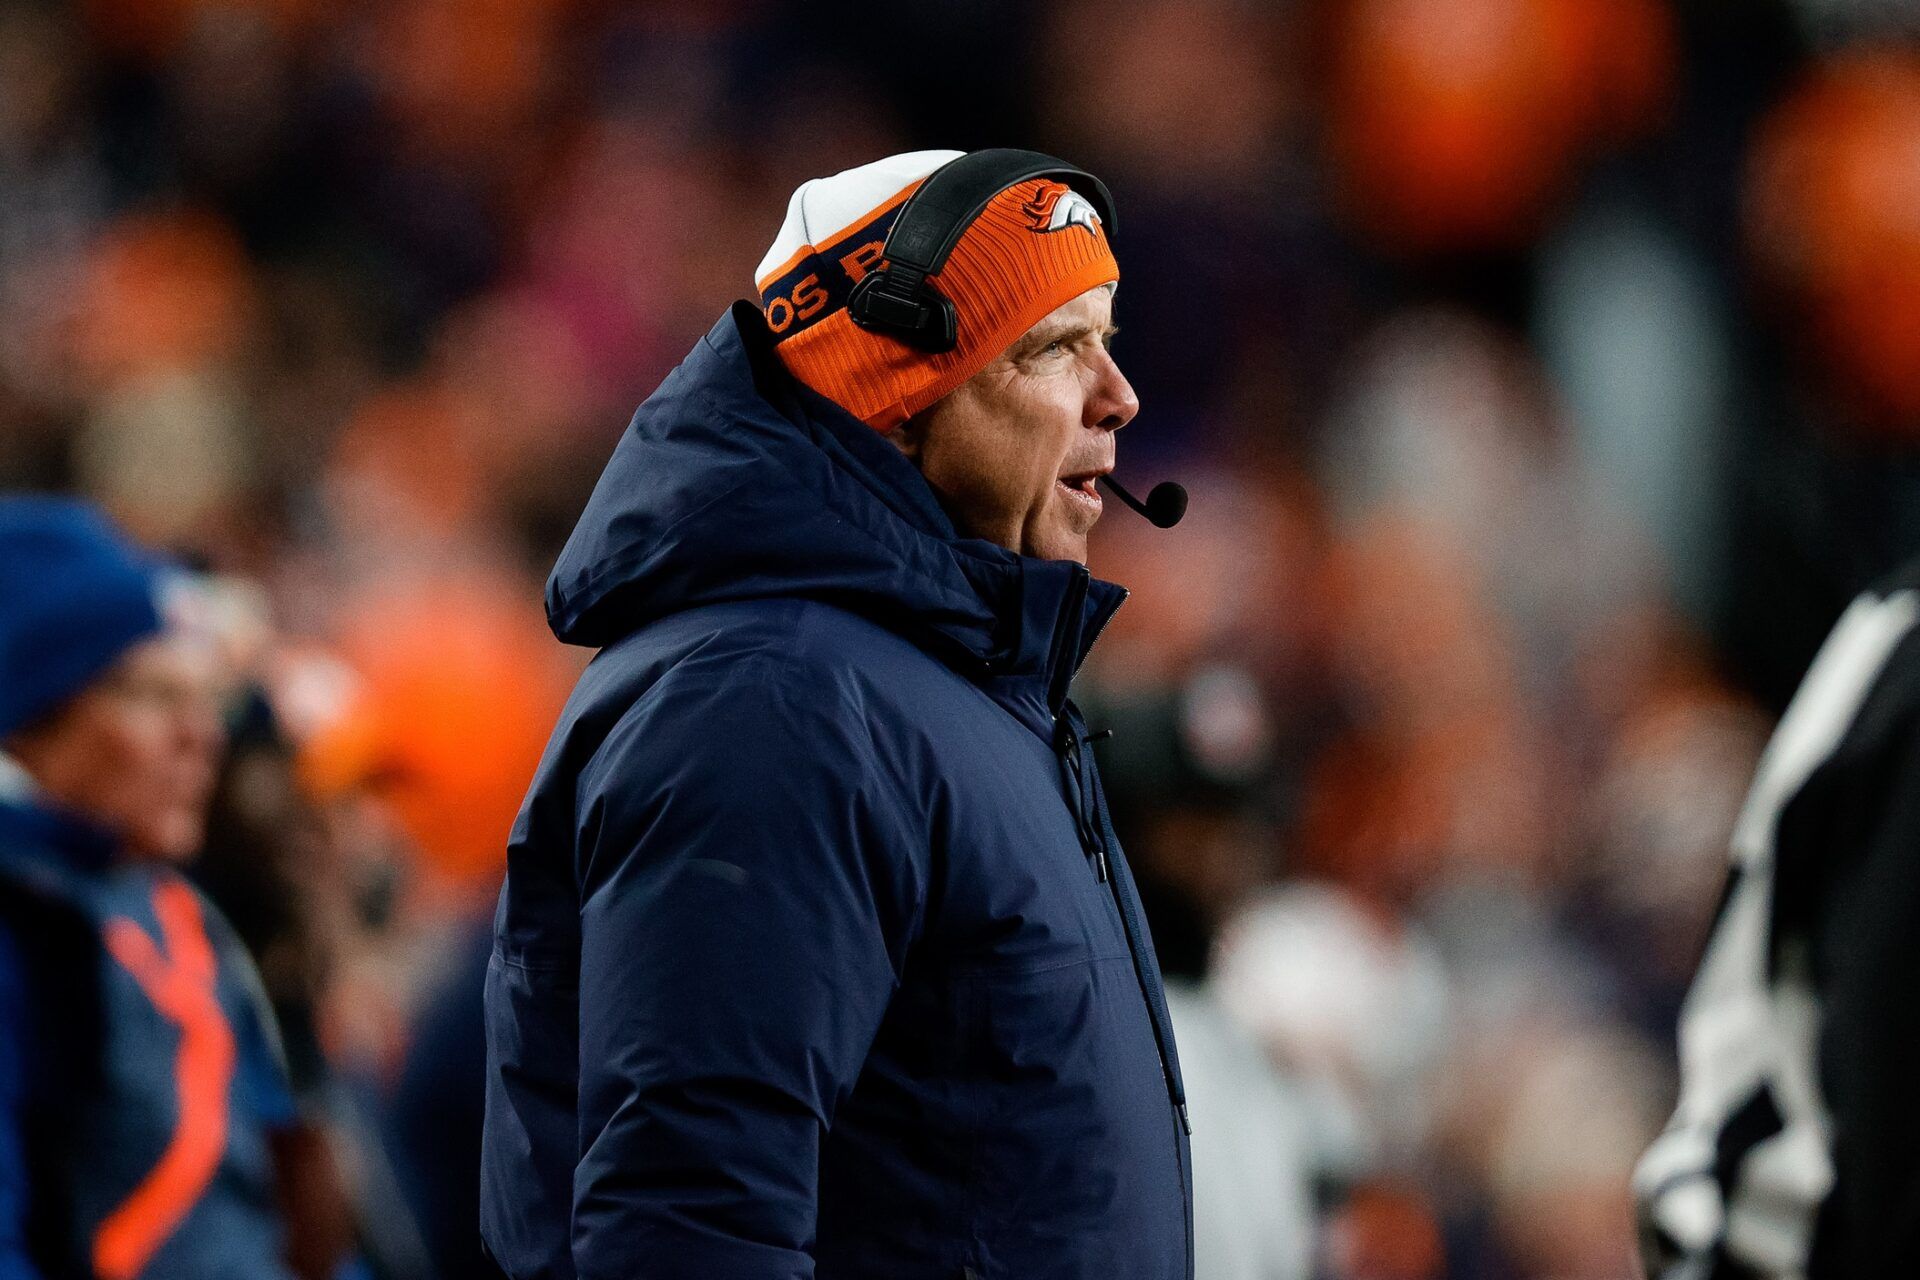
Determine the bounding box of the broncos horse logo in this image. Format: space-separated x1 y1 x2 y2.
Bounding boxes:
1023 181 1103 236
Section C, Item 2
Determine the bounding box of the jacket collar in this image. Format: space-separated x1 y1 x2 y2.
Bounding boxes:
0 792 120 885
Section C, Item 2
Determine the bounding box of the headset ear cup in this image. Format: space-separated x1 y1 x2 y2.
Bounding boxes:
847 269 960 354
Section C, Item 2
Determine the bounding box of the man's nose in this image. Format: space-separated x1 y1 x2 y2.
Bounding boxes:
1090 348 1140 433
176 693 225 759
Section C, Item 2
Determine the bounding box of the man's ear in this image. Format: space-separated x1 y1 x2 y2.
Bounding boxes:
887 413 928 464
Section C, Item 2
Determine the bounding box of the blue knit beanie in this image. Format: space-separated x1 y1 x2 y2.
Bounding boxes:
0 497 166 739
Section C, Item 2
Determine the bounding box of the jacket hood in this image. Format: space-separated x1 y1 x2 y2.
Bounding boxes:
547 303 1125 713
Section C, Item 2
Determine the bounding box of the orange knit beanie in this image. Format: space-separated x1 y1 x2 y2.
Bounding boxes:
754 150 1120 431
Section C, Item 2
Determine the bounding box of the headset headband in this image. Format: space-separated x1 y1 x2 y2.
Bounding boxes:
847 148 1117 353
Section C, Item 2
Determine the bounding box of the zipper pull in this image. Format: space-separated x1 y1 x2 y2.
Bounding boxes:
1093 846 1109 882
1177 1101 1192 1135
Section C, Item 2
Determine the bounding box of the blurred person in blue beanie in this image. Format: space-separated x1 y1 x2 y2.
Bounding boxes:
0 498 312 1280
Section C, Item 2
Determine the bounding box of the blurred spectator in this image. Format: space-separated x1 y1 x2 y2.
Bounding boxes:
298 571 572 919
1167 984 1319 1280
1746 47 1920 433
1214 885 1451 1181
1327 0 1674 256
1485 1027 1663 1278
0 497 339 1279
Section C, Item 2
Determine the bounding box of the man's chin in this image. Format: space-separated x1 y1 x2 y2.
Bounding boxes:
1023 529 1092 565
124 810 211 863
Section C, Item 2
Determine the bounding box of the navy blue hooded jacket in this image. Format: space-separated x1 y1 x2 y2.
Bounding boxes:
480 303 1193 1280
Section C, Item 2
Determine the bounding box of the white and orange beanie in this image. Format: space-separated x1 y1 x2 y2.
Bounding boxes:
754 150 1120 432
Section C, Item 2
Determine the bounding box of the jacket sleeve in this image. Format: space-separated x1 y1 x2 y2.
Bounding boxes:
0 921 46 1280
569 655 925 1280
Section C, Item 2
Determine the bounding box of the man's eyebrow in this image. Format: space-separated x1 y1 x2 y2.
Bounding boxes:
1019 319 1119 355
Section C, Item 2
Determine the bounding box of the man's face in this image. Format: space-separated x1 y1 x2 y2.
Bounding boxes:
893 285 1139 564
7 630 225 862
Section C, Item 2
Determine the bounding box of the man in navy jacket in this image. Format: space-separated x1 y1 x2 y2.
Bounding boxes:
481 149 1194 1279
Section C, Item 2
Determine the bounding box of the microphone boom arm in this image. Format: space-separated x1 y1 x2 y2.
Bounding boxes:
1098 474 1188 529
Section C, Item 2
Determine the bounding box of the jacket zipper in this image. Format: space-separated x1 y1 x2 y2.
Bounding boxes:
1054 567 1127 883
1054 715 1109 882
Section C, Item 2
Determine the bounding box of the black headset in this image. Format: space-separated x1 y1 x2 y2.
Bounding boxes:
845 149 1117 355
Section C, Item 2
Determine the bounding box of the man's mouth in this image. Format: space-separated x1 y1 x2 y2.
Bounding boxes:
1056 468 1108 516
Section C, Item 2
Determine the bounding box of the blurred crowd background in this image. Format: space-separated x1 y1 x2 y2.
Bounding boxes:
5 0 1920 1276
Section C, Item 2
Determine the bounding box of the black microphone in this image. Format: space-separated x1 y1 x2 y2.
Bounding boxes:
1099 474 1188 528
